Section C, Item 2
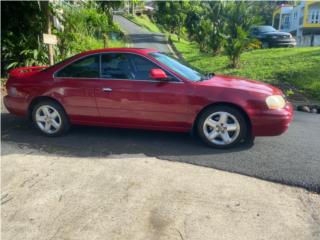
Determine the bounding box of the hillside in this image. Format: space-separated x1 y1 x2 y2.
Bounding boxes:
125 14 320 100
172 36 320 100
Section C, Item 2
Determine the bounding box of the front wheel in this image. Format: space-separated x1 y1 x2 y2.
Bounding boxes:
197 106 248 149
32 100 70 136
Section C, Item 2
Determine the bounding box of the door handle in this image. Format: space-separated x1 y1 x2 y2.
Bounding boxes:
102 88 112 92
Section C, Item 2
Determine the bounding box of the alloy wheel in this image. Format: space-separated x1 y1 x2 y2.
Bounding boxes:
203 111 240 146
35 105 62 134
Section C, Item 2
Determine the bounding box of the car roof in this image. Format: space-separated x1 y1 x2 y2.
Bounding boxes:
80 48 159 56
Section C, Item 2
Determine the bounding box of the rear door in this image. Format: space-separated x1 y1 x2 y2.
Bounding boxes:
53 54 100 123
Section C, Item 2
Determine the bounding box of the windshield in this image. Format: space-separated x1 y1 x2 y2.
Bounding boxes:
257 26 277 33
148 52 207 82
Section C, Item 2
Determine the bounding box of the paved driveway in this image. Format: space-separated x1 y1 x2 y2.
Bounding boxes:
113 15 171 53
1 111 320 192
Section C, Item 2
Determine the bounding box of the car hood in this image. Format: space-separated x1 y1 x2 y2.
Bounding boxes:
196 74 283 96
264 31 291 37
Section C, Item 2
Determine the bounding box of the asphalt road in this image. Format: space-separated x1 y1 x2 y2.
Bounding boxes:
113 15 171 53
1 110 320 192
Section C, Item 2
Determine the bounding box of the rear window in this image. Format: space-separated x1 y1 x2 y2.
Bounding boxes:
55 55 100 78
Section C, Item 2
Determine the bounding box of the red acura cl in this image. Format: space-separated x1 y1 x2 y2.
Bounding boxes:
4 48 293 148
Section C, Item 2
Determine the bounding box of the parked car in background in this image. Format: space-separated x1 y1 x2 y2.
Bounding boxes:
250 25 296 48
4 48 293 148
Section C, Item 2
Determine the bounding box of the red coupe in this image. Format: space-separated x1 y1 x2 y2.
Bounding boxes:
4 48 293 148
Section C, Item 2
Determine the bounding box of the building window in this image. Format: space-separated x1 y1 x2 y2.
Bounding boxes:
282 15 290 29
309 9 320 23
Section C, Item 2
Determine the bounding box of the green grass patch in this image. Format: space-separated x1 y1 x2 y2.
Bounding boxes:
125 14 162 33
123 14 319 100
171 35 320 100
108 39 126 48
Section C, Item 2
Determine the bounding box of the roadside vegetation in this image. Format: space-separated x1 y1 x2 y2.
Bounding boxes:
1 1 126 77
171 35 320 100
125 14 162 33
124 1 320 100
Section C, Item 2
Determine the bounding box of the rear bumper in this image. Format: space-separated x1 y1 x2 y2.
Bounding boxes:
251 103 294 136
3 95 29 116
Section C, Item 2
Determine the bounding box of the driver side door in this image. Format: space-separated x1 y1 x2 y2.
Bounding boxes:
95 53 192 131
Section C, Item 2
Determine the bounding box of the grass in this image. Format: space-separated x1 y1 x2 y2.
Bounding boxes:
123 14 320 100
125 14 162 33
108 39 126 48
170 35 320 100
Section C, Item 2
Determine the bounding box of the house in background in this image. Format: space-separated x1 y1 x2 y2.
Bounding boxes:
272 1 320 46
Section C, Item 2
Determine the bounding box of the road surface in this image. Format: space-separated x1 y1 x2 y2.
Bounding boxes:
2 16 320 192
1 111 320 192
113 15 171 53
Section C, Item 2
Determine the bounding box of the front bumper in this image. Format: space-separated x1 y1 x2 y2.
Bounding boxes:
251 103 294 136
268 39 296 47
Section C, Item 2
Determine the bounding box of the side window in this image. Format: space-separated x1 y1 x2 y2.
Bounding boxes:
129 54 177 81
129 55 158 80
56 55 99 78
101 53 134 79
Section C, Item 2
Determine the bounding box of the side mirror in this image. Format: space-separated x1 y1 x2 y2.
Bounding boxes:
149 68 168 80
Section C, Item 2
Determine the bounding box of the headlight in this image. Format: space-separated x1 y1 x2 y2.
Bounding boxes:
266 95 286 109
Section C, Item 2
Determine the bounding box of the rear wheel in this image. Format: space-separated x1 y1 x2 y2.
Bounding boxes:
32 100 70 136
197 106 248 148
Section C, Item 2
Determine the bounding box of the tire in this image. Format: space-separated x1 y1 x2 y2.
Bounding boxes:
197 105 248 149
32 100 70 136
261 42 269 49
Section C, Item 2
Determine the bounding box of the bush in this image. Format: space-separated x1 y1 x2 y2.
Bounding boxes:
55 3 122 60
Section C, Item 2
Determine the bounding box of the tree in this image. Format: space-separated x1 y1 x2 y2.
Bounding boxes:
1 1 48 74
206 1 225 54
155 1 187 41
96 1 123 25
185 4 203 41
223 1 259 68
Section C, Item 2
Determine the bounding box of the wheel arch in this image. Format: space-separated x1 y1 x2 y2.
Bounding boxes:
28 96 66 120
192 102 252 136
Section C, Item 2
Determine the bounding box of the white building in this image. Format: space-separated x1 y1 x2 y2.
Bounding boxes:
272 1 320 46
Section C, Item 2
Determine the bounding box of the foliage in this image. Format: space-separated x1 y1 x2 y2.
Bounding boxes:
1 1 125 76
96 1 123 25
54 2 123 61
126 14 162 33
153 0 272 66
222 1 259 68
206 1 225 54
154 1 188 41
171 35 320 100
1 1 48 74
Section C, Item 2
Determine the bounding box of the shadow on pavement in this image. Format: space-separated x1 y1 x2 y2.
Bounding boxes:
2 113 320 193
1 113 253 158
